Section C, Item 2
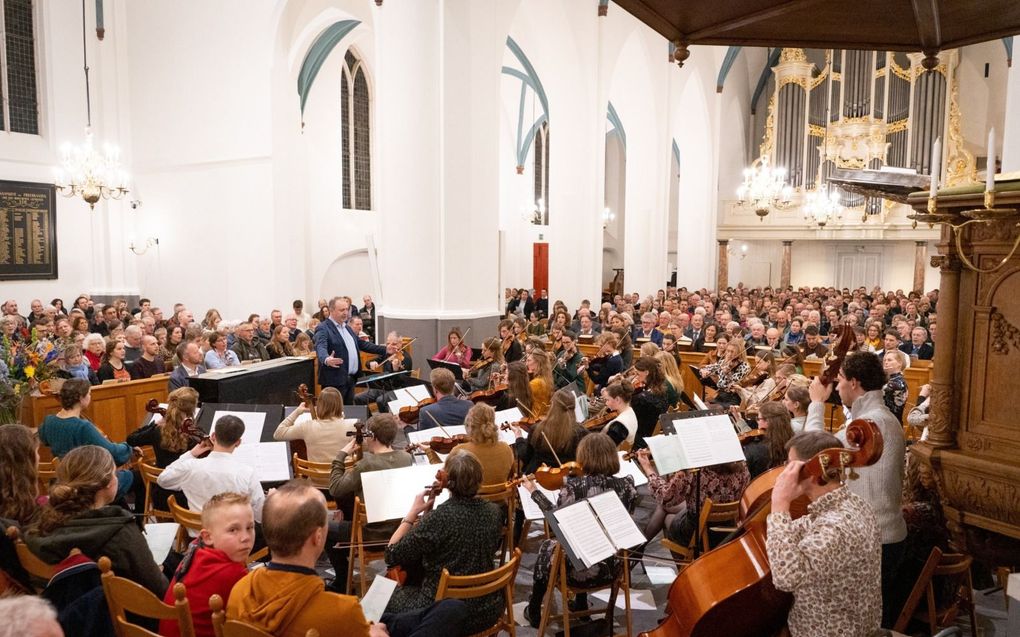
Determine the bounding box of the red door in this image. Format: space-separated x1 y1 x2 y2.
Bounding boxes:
533 243 549 295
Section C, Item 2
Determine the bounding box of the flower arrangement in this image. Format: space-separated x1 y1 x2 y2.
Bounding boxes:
0 330 60 424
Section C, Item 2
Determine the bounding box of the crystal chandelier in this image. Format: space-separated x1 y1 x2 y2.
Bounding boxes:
54 0 129 210
736 156 793 220
802 184 843 227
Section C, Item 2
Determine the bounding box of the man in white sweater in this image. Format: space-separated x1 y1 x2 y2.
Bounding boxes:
807 351 906 629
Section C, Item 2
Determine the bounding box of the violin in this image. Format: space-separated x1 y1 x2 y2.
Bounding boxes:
387 469 448 586
639 418 884 637
145 398 206 444
397 396 436 425
296 383 318 419
737 428 765 445
499 417 538 435
581 408 619 431
427 434 469 455
345 421 374 462
532 461 584 490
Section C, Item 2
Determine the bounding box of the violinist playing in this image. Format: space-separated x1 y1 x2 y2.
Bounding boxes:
499 360 534 414
273 387 358 462
126 386 201 509
699 339 750 408
498 319 524 363
741 401 795 479
582 331 624 393
384 452 504 635
325 414 413 592
525 349 554 419
463 337 504 392
448 403 515 485
600 380 638 447
552 330 585 394
766 431 881 637
355 331 414 413
433 328 472 370
636 448 749 550
419 368 471 430
519 433 639 627
628 357 669 449
730 351 777 426
508 387 588 476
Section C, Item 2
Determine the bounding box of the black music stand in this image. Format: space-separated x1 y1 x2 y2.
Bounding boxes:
427 358 464 380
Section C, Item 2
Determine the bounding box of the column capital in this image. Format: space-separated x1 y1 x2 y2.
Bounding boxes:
915 240 928 247
717 238 730 246
782 240 793 246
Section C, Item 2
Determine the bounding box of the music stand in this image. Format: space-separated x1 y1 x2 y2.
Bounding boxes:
427 358 464 380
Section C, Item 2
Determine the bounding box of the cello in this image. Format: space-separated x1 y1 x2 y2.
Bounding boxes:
639 418 884 637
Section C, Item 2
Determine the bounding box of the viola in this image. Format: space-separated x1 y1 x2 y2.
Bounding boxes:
145 398 206 444
581 409 619 431
345 421 374 462
639 418 884 637
387 469 448 586
499 416 538 435
397 396 436 425
427 434 468 455
737 428 765 445
533 461 583 491
296 383 318 419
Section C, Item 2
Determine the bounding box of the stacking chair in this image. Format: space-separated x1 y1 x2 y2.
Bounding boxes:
535 544 633 637
210 594 320 637
698 498 740 552
660 498 714 570
99 556 195 637
138 461 173 523
476 481 518 565
346 496 388 595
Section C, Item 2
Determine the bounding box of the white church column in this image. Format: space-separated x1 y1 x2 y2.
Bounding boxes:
374 0 504 354
1003 58 1020 172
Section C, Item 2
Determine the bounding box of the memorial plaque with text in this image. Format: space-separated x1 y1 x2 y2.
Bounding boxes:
0 180 57 280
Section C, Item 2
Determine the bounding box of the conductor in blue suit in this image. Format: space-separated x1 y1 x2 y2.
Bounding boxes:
314 297 387 402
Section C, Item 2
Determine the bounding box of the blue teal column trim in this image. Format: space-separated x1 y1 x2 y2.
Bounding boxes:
1004 37 1013 66
751 48 782 114
95 0 105 39
671 139 681 168
502 38 549 168
505 37 548 114
607 101 626 149
297 20 362 121
717 46 742 92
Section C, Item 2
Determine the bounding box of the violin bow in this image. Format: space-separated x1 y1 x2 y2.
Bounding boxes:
422 408 453 438
540 430 564 467
515 398 537 420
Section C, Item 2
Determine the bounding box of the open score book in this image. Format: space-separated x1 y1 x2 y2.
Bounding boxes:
549 490 646 569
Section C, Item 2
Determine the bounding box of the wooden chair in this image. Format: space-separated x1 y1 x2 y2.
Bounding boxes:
699 498 740 553
138 461 173 523
37 457 58 496
168 495 202 553
99 555 195 637
5 526 63 589
346 496 387 596
660 498 714 570
291 453 337 510
920 552 978 636
476 481 517 565
894 546 943 633
435 548 521 637
210 594 319 637
535 544 633 637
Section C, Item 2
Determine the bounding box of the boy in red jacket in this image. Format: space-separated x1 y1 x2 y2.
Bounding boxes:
160 492 255 637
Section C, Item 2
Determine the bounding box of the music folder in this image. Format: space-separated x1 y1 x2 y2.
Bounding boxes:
356 369 411 386
644 412 745 476
544 490 646 571
427 358 464 380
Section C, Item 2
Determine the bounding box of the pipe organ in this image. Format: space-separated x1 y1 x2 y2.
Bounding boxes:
760 48 974 220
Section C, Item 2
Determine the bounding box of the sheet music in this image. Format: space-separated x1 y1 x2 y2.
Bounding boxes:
212 410 266 445
406 425 467 446
360 575 397 623
692 393 708 410
645 414 745 474
553 500 616 568
387 385 433 415
587 491 645 551
644 435 687 476
615 452 648 487
144 522 179 566
517 483 559 521
231 441 292 482
360 464 451 524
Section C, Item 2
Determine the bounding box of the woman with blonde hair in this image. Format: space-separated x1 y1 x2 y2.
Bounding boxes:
27 445 167 596
201 309 221 331
510 387 587 476
272 387 357 462
639 342 660 359
449 403 515 485
526 349 554 419
655 351 689 409
127 387 201 467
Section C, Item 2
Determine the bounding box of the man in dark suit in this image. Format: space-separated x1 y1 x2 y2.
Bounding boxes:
683 313 706 350
534 289 549 318
168 341 206 391
899 326 934 361
314 296 387 402
508 289 534 318
418 368 470 430
632 312 663 346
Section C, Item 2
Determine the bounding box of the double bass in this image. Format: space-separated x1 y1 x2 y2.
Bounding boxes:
639 418 883 637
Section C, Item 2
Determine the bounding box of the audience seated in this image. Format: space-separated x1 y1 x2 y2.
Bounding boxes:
160 492 253 637
96 338 131 383
168 341 206 390
26 445 168 596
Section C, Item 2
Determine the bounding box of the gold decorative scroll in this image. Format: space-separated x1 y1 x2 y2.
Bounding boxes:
945 73 978 187
991 308 1020 355
889 63 911 82
760 92 777 159
886 119 909 134
779 48 807 63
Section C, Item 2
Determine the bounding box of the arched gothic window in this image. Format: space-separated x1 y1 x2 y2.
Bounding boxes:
341 49 371 210
1 0 39 134
533 122 549 224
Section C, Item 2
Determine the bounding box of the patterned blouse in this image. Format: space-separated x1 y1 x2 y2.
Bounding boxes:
701 359 751 390
384 497 503 634
766 486 882 637
883 372 908 420
647 464 750 513
530 474 640 586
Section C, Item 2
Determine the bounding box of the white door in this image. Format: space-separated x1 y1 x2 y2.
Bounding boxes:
836 252 881 289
